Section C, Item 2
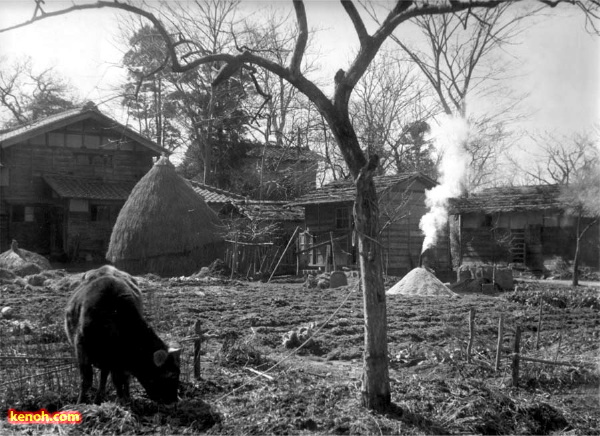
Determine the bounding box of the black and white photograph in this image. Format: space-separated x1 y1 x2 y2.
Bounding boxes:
0 0 598 434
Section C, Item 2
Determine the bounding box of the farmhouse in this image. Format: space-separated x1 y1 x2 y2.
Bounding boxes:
0 102 166 261
292 173 451 276
448 184 600 272
242 143 321 200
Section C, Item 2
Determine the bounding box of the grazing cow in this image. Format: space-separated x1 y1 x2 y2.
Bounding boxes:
65 265 180 404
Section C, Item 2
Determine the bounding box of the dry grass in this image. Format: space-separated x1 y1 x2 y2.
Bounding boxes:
106 156 225 276
0 275 598 435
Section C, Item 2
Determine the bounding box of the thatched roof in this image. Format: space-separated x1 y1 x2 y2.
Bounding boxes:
449 184 565 214
106 156 224 275
291 173 436 206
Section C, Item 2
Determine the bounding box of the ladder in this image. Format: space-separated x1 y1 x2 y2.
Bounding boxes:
510 229 526 265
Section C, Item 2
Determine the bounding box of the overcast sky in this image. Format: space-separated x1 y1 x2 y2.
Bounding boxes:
0 0 598 140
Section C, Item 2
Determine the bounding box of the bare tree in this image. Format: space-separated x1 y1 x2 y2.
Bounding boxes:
4 0 598 411
362 2 536 190
0 57 79 127
512 131 600 185
560 157 600 285
350 53 438 176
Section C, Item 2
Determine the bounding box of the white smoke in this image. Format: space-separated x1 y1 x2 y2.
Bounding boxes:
420 115 472 253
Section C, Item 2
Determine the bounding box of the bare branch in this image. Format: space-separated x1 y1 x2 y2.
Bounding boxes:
340 0 371 46
289 0 308 75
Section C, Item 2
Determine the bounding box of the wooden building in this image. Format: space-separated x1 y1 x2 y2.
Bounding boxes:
188 179 245 214
449 184 600 272
292 173 451 276
187 179 304 276
242 143 321 200
0 102 165 261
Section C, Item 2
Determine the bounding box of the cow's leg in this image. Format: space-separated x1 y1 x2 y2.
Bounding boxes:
77 363 93 404
95 369 109 404
112 370 131 404
75 339 93 404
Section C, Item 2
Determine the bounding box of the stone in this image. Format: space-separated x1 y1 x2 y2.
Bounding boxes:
329 271 348 288
1 306 14 319
27 274 47 287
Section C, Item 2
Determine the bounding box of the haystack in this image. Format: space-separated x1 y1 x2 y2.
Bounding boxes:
387 267 458 297
106 156 224 277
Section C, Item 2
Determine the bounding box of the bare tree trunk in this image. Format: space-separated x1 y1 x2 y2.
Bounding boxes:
355 169 390 410
573 214 581 286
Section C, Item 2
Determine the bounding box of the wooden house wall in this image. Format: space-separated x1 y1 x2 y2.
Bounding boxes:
0 119 156 256
455 211 599 270
302 179 451 276
379 182 450 276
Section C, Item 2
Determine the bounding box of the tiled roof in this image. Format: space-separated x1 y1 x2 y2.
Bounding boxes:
291 173 436 206
449 184 565 214
188 180 245 204
236 201 304 222
0 102 166 154
44 175 135 200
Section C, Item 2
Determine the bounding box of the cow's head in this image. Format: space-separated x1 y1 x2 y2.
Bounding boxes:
144 347 181 404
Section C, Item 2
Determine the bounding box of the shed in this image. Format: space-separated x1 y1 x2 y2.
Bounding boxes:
291 173 451 276
449 184 599 272
106 156 224 276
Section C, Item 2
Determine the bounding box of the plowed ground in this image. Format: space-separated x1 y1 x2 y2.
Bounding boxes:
1 272 598 435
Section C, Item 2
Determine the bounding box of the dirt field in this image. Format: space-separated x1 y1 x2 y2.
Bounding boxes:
0 269 598 435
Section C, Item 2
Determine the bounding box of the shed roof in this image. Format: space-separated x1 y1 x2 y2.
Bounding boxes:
291 173 437 206
449 184 565 214
188 180 245 204
0 102 167 155
235 201 304 222
44 175 135 201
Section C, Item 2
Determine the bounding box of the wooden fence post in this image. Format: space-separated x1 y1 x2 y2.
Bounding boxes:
268 226 300 283
329 232 336 271
194 320 202 380
536 296 543 349
495 314 504 371
467 308 475 363
512 325 521 388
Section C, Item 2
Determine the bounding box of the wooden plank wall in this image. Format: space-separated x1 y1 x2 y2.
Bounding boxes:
302 181 452 276
1 121 156 258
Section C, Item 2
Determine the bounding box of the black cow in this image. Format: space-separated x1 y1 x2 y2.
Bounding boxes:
65 265 180 404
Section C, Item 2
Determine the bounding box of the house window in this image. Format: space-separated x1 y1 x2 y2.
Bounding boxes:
12 205 24 222
336 207 350 229
11 205 35 222
91 205 111 222
69 199 89 212
482 214 493 228
0 166 8 186
25 207 35 222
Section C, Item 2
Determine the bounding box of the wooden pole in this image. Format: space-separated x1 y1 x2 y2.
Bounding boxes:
536 296 543 349
194 320 202 380
495 314 504 371
330 231 336 271
512 325 521 388
466 308 475 363
268 226 300 282
230 233 238 280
